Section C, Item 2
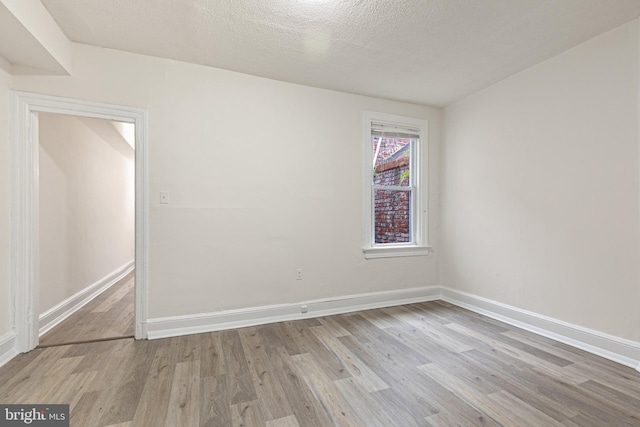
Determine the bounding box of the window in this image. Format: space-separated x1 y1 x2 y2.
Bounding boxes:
363 112 429 259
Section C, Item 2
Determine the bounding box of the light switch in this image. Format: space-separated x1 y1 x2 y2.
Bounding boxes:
160 191 170 204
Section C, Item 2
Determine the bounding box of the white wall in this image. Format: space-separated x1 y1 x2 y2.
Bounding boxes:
0 67 11 336
8 43 441 320
442 20 640 342
38 113 134 314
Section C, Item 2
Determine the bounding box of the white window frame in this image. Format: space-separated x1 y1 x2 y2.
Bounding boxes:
362 111 430 259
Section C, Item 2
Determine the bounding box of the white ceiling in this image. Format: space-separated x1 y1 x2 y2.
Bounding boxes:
40 0 640 107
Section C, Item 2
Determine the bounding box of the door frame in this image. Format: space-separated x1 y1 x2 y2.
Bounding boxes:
10 91 149 352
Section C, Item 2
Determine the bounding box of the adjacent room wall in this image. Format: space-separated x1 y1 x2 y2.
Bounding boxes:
38 113 134 315
10 43 441 321
441 20 640 341
0 67 11 337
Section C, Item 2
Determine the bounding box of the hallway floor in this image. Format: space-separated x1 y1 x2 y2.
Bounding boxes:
39 271 135 347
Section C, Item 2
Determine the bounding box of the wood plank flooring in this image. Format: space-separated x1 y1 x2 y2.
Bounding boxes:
39 271 135 347
2 300 639 426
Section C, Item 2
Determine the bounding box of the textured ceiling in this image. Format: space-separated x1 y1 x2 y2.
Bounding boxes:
40 0 640 107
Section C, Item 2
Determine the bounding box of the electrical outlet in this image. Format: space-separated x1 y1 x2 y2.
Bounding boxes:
296 269 303 280
160 191 170 204
301 304 308 313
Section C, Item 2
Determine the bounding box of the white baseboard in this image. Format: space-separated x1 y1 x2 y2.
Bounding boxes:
440 287 640 372
4 279 635 374
0 331 17 369
146 286 440 339
39 260 135 336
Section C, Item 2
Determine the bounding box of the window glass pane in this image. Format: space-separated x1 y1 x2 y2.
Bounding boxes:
372 136 413 186
374 189 411 244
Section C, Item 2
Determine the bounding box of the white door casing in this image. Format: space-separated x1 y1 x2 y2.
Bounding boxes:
9 91 148 352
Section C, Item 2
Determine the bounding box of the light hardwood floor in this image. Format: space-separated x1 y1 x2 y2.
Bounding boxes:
2 300 639 426
39 271 135 347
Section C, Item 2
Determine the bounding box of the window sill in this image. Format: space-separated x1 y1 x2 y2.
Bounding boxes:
363 245 432 259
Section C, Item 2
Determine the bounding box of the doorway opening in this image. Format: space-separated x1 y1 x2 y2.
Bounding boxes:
10 91 148 353
37 113 136 347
